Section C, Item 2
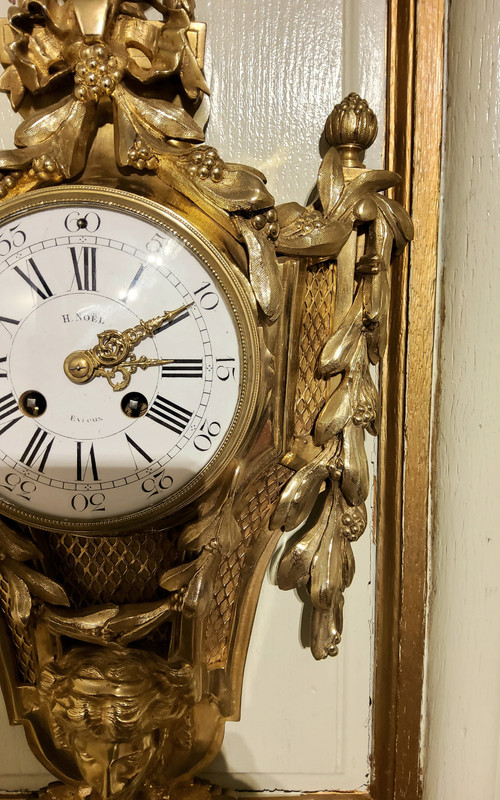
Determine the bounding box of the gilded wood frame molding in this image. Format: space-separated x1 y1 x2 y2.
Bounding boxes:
373 0 445 798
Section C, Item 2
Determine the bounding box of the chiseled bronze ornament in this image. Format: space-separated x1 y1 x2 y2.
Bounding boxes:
0 0 412 797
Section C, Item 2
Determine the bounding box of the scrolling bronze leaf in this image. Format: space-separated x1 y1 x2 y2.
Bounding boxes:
0 2 412 798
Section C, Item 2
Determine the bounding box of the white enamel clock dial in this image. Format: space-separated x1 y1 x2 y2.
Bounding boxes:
0 187 257 531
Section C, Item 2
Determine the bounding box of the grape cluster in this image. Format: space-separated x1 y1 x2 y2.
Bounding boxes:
186 147 225 182
74 44 122 103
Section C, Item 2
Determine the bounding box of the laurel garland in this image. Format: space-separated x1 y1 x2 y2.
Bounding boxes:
270 144 413 658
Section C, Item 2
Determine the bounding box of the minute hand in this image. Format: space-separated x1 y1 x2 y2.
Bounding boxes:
63 303 192 389
95 302 193 364
125 303 194 349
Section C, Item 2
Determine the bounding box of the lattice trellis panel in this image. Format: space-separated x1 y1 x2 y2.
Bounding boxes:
205 463 292 665
294 263 335 436
44 531 178 608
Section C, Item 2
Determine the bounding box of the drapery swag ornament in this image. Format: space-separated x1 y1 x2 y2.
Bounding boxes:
0 0 412 797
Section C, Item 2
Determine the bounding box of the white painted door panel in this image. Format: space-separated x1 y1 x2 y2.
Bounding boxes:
423 0 500 796
0 0 386 791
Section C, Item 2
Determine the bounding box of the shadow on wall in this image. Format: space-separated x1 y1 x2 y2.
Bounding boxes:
202 737 279 792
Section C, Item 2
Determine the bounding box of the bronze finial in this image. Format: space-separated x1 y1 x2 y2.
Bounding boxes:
325 92 378 168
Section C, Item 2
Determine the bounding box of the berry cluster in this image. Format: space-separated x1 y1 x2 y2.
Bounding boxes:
328 461 343 482
251 207 279 240
341 509 365 541
128 139 158 171
186 147 224 182
30 156 63 183
0 170 22 198
297 208 324 235
352 402 376 427
74 45 122 103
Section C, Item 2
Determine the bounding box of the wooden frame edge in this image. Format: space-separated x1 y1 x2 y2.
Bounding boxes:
0 792 373 799
0 794 374 800
372 1 445 799
235 795 372 800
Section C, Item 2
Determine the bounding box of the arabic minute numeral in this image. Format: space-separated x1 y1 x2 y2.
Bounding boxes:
0 472 36 501
146 233 167 253
0 224 26 257
141 469 173 497
215 357 236 381
194 419 221 452
71 492 106 512
194 281 219 310
64 211 101 233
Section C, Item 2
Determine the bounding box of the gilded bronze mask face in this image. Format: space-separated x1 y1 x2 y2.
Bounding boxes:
38 648 194 800
73 732 155 800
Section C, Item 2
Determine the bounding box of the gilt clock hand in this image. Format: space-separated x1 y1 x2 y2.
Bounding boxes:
95 355 173 392
63 302 192 391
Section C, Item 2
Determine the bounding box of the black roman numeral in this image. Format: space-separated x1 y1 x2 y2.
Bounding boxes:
0 357 7 379
76 441 99 481
20 427 54 473
70 247 97 291
14 259 53 300
125 433 153 465
0 393 22 435
155 310 190 334
161 359 203 379
0 316 19 327
121 264 146 303
146 396 192 434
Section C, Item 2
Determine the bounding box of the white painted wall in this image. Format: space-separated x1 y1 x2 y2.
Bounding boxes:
423 0 500 797
0 0 387 792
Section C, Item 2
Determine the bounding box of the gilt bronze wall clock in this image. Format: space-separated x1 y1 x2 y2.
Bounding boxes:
0 1 411 798
0 186 259 530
